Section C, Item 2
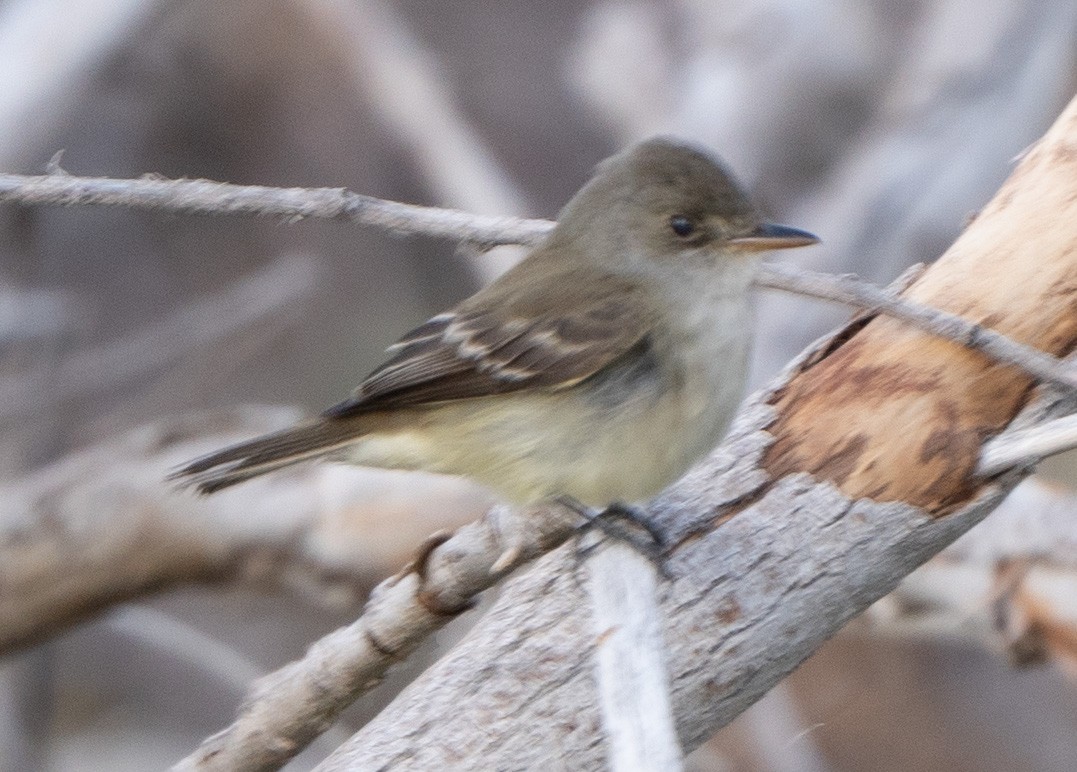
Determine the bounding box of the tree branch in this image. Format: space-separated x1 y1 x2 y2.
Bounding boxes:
0 172 552 246
0 406 494 653
756 262 1077 393
312 93 1077 769
172 502 576 772
1 170 1072 395
586 540 683 772
978 414 1077 476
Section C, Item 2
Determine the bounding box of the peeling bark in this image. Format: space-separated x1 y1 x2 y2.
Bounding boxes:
766 107 1077 509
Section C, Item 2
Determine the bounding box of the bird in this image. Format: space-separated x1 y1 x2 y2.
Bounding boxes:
172 137 817 513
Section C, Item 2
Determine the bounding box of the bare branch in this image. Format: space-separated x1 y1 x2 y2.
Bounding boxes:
0 253 319 419
0 171 1072 396
309 91 1077 769
757 262 1077 393
0 172 553 245
173 503 577 772
587 540 683 772
978 414 1077 476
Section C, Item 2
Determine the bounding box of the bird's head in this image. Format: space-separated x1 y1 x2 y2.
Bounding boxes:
553 137 818 269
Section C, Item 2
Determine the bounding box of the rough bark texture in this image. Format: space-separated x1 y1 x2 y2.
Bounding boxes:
319 398 1016 771
171 501 577 772
317 98 1077 770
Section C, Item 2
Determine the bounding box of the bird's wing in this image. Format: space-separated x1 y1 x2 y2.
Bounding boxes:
322 271 655 417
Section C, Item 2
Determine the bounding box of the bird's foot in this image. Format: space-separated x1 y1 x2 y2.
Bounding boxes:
554 496 669 575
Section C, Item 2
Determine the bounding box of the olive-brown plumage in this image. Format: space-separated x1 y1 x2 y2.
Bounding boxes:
174 138 817 500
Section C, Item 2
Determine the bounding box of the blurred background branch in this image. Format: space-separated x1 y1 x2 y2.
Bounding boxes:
0 252 318 421
0 405 495 654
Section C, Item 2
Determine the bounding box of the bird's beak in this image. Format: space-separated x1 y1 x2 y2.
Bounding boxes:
726 223 819 251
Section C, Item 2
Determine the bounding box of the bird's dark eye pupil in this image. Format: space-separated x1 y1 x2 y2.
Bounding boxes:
669 215 694 237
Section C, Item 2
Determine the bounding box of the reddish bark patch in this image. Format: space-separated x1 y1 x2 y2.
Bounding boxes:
760 103 1077 514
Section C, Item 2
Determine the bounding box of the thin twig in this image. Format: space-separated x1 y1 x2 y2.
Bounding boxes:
978 413 1077 476
172 502 578 772
0 171 1072 393
757 262 1077 392
0 172 553 246
0 253 319 419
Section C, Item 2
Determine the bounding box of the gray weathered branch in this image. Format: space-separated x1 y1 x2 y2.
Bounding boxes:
172 502 576 772
586 540 683 772
979 414 1077 476
314 371 1032 770
0 171 551 246
0 171 1072 394
311 91 1077 769
0 406 491 653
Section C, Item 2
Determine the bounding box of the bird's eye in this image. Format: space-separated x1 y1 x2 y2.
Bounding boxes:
669 215 695 238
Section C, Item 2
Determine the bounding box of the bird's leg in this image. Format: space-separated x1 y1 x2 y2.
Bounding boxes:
553 496 668 571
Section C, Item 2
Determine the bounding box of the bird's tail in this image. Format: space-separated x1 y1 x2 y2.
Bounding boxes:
170 418 366 494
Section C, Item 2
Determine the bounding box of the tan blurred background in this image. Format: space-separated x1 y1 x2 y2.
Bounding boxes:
2 0 1077 769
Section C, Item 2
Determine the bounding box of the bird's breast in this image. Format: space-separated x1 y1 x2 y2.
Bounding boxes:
660 283 754 453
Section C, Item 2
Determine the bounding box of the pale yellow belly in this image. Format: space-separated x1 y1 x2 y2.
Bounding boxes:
342 375 740 507
344 281 753 506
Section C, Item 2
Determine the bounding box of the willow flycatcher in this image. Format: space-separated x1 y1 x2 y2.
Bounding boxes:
173 138 817 509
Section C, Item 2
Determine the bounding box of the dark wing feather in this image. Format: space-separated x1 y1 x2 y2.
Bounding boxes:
323 271 654 418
